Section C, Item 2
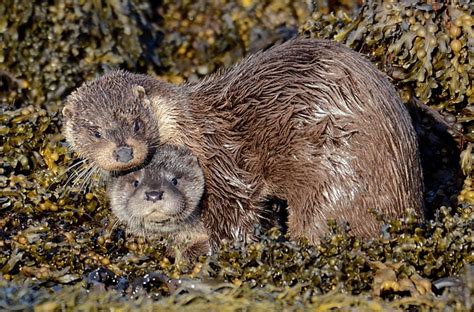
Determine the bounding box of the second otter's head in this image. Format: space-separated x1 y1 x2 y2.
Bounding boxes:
108 145 204 235
62 71 162 172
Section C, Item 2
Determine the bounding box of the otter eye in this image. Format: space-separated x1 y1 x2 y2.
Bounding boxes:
93 131 102 139
132 180 140 188
133 118 143 133
171 178 178 186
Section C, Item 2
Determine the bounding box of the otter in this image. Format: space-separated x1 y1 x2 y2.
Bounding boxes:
108 144 210 258
63 37 424 245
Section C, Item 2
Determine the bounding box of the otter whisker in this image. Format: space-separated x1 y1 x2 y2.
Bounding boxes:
89 154 110 185
88 164 103 188
44 158 88 192
129 214 145 238
77 167 91 192
140 217 147 239
126 215 137 236
46 158 87 190
109 218 122 233
71 163 95 192
62 158 88 176
65 163 91 192
65 167 85 188
65 160 104 193
79 165 97 192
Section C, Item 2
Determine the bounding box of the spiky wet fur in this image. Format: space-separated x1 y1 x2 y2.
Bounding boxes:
64 38 424 246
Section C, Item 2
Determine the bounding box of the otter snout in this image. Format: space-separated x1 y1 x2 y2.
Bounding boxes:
114 146 134 163
145 190 164 202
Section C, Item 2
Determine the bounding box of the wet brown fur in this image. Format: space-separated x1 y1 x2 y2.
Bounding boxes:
64 38 424 245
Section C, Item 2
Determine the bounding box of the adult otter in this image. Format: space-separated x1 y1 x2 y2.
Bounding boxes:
63 38 424 245
108 144 210 258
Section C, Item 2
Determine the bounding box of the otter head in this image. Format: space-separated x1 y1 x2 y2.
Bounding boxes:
108 145 204 235
62 71 162 172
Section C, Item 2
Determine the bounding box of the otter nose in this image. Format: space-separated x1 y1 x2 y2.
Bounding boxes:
145 190 164 202
114 146 134 163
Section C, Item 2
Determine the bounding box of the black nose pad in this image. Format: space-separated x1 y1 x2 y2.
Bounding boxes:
145 190 164 202
114 146 134 163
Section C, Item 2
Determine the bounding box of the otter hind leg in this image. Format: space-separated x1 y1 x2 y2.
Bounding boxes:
266 159 366 244
280 179 390 244
284 192 330 245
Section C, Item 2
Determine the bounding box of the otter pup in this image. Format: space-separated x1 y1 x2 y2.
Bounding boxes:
63 38 424 245
108 144 210 258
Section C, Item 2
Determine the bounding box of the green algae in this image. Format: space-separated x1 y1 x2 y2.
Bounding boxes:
0 0 473 310
2 266 472 311
157 0 309 83
0 0 164 110
302 0 473 108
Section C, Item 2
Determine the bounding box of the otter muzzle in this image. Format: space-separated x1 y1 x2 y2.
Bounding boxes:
145 190 164 202
114 146 134 163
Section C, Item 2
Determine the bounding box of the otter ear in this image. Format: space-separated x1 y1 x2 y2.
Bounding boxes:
132 85 151 106
62 104 74 119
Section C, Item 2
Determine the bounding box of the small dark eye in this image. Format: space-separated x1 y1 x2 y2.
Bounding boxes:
94 131 102 139
132 180 140 188
171 178 178 186
133 119 143 133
